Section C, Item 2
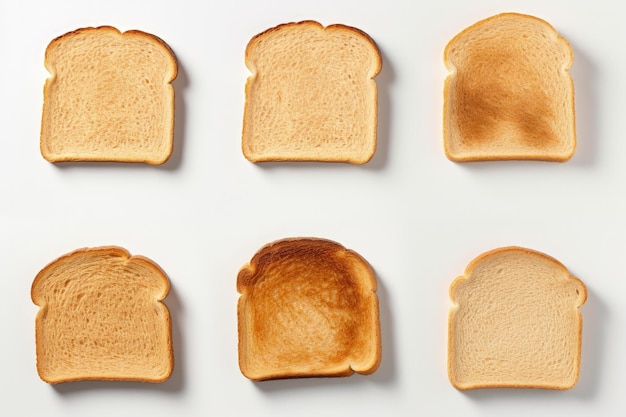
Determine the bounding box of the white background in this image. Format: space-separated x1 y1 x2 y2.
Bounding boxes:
0 0 622 416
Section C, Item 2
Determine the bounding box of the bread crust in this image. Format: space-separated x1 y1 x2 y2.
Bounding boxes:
242 21 381 164
31 246 173 384
448 247 586 390
40 26 177 164
443 13 575 161
237 238 381 381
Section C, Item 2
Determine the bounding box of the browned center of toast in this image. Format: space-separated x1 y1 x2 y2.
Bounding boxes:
454 50 557 148
248 252 361 366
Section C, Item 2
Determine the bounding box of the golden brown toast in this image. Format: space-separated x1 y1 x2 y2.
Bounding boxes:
242 21 381 163
443 13 575 161
31 246 173 383
237 238 381 380
40 26 177 164
448 247 586 389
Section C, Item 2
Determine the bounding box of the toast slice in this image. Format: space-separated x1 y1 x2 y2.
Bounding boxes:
443 13 575 161
40 26 177 164
237 238 381 380
242 21 381 163
448 247 586 389
31 246 173 383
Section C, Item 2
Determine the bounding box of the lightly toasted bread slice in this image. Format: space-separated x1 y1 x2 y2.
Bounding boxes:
443 13 575 161
237 238 381 381
242 21 381 164
31 246 173 383
448 247 586 390
40 26 177 164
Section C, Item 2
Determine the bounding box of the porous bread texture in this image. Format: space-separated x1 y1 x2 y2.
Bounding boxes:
40 26 177 164
448 247 586 390
31 246 173 383
443 13 575 161
237 238 381 380
242 21 381 164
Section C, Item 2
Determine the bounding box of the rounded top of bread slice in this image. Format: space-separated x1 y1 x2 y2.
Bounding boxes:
237 237 377 291
45 26 177 76
450 246 586 306
245 20 380 72
32 246 170 304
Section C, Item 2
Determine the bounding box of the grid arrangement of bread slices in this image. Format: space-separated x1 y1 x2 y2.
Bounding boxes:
32 13 585 390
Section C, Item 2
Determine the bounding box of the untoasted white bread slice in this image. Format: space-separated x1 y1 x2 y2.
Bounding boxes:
40 26 177 164
242 21 381 163
448 247 586 389
31 246 173 383
237 238 381 380
443 13 575 161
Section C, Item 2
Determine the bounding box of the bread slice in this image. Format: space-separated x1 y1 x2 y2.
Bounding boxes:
242 21 381 164
448 247 586 389
443 13 575 161
237 238 381 380
31 246 173 383
40 26 177 164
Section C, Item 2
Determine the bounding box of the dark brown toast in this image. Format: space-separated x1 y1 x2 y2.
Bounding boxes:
237 238 381 380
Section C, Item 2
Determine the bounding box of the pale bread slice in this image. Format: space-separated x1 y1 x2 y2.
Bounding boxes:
443 13 575 161
448 247 586 389
31 246 173 383
237 238 381 380
242 21 381 163
40 26 177 164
